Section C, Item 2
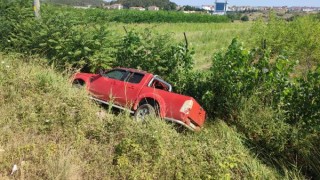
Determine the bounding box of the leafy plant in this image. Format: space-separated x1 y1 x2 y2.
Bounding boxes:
114 28 194 85
0 2 114 71
240 15 249 21
252 12 320 69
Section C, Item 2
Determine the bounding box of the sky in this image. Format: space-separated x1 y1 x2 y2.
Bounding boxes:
171 0 320 7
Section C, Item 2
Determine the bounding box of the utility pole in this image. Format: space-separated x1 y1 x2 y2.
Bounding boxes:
224 0 228 15
33 0 41 18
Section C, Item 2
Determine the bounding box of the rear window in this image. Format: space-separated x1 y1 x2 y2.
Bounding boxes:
127 73 144 84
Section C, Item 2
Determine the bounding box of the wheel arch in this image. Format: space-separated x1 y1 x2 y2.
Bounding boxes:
134 94 166 118
72 73 96 87
72 78 86 86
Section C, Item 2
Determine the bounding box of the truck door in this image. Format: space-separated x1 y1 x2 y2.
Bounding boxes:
112 72 145 108
89 69 129 102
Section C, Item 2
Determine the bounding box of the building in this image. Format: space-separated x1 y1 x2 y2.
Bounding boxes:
212 1 228 15
73 5 92 9
104 4 123 10
130 7 146 11
202 5 214 11
148 6 159 11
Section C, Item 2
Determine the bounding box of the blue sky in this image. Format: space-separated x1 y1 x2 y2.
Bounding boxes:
171 0 320 7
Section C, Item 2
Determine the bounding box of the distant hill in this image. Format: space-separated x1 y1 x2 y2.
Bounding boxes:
110 0 177 10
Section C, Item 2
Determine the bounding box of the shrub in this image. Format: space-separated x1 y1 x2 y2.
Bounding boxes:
199 38 320 177
193 38 296 118
0 2 114 72
0 0 34 50
238 96 291 154
241 15 249 21
114 28 194 85
252 13 320 68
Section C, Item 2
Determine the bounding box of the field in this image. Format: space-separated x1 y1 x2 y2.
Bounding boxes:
108 22 252 69
0 1 319 179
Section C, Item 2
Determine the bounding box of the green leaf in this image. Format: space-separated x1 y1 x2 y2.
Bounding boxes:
74 50 82 57
84 47 91 52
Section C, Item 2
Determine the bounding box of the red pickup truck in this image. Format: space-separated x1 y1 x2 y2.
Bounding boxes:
72 68 206 131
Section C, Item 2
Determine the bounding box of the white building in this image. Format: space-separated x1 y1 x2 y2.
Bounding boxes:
202 5 214 11
148 6 159 11
74 5 92 9
130 7 146 11
104 4 123 10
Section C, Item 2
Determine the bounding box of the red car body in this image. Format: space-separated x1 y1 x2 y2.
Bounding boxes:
72 68 206 131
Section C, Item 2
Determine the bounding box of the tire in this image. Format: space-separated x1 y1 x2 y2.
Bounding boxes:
134 104 156 122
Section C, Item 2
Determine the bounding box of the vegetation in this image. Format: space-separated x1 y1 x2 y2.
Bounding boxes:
252 13 320 70
0 0 320 179
240 15 249 21
0 1 114 72
82 8 230 23
182 5 204 12
45 0 103 6
226 12 242 21
109 0 177 10
114 29 194 85
108 22 251 68
0 53 301 179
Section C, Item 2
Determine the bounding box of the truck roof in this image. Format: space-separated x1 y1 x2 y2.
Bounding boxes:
116 67 150 75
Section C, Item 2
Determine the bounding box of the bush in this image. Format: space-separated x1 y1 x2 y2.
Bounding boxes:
252 13 320 68
199 38 320 178
170 38 319 177
0 2 114 71
114 28 194 85
241 15 249 21
0 0 34 50
190 38 296 118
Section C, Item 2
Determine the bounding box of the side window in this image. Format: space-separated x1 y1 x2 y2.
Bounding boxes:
127 73 144 84
151 79 169 91
103 70 129 81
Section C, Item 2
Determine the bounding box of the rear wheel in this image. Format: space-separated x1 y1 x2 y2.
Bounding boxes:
134 104 156 122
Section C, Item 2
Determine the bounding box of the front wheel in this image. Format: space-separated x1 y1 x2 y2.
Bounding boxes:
134 104 156 122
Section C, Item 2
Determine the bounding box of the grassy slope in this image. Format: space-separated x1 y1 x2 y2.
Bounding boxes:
108 22 252 69
0 53 302 179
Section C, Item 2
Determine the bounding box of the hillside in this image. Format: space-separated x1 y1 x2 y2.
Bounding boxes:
0 53 301 179
1 1 320 178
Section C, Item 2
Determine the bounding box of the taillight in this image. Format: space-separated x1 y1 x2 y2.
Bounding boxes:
179 100 193 115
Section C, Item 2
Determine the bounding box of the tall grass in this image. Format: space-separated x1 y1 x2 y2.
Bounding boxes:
0 53 302 179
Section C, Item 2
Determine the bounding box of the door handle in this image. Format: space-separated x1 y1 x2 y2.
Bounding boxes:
128 86 134 89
